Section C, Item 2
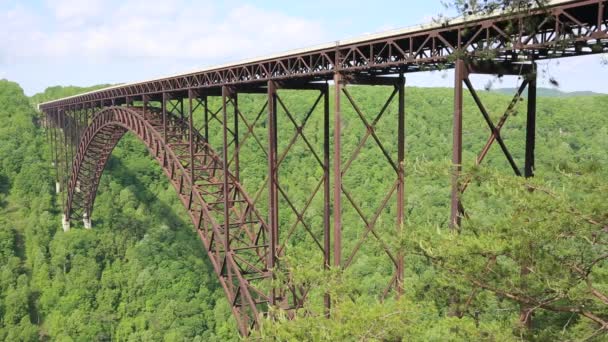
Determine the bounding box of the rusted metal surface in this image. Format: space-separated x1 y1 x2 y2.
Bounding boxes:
396 73 405 296
525 76 538 178
333 73 343 268
266 80 279 306
451 59 465 229
323 84 331 314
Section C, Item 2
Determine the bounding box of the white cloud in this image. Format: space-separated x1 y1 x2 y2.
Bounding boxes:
46 0 103 25
1 0 327 67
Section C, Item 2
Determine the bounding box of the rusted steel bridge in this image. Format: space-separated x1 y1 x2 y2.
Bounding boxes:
39 0 608 335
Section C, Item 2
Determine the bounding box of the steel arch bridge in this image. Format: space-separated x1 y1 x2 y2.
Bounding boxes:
40 0 608 335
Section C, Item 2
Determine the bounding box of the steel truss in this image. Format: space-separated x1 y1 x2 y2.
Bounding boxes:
40 0 607 110
333 74 406 297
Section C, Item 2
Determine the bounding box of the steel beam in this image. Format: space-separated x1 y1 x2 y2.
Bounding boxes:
233 92 240 182
267 80 279 306
451 60 465 229
204 94 209 140
323 83 331 313
525 71 537 178
189 90 196 188
396 73 405 296
333 73 343 268
222 86 232 255
62 109 69 212
162 92 168 166
464 78 522 176
51 111 60 194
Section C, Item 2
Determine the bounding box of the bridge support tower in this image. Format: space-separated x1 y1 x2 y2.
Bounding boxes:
451 60 538 229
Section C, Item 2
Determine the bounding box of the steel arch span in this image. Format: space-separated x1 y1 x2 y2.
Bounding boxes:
63 105 301 335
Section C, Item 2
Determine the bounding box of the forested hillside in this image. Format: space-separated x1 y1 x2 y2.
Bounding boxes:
493 87 604 98
0 79 606 341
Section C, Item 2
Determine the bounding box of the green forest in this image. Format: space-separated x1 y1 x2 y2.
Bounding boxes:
0 76 606 341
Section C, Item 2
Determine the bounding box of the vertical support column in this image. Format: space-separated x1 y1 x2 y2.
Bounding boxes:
60 108 70 231
450 60 466 229
65 107 73 189
74 106 80 143
222 86 232 261
142 95 148 116
66 106 72 175
161 92 169 167
62 109 70 205
525 69 537 179
233 92 240 183
204 94 209 140
333 73 343 268
162 93 168 143
267 81 279 305
82 107 93 227
322 83 331 313
78 105 83 141
87 103 91 128
44 112 50 179
56 110 62 195
180 97 184 121
396 73 406 296
188 90 196 187
521 64 537 329
81 104 87 139
51 110 60 194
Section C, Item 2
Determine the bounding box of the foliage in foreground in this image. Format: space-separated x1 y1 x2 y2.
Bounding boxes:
253 168 607 341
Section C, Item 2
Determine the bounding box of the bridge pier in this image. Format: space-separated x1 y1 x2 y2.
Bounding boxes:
451 60 465 229
450 60 538 229
333 73 407 298
525 75 537 178
266 81 279 306
83 212 92 229
61 215 70 232
333 73 343 271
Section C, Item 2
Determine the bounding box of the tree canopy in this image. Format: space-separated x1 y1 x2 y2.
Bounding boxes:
0 78 606 340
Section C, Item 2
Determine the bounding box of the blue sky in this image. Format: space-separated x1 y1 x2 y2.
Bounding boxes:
1 0 607 95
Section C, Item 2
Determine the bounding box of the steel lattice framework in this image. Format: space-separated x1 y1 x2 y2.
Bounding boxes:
40 0 608 335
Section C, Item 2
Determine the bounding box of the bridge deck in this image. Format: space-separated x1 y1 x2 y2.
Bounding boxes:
39 0 607 109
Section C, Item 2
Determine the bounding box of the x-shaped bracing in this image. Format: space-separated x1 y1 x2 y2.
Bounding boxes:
451 60 537 227
334 73 406 298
